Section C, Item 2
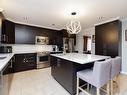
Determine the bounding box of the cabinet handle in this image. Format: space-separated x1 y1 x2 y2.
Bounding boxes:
6 36 8 42
13 56 15 63
9 60 13 68
10 60 13 68
57 59 61 67
2 35 6 42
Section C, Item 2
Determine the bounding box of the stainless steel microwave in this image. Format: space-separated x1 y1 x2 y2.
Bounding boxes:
35 36 49 45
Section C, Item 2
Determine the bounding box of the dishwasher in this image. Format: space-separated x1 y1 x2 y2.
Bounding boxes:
0 71 3 95
0 67 9 95
0 59 13 95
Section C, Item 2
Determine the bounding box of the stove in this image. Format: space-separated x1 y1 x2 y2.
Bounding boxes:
36 51 50 69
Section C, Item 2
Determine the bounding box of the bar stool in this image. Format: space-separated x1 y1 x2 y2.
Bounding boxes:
110 57 121 95
77 59 112 95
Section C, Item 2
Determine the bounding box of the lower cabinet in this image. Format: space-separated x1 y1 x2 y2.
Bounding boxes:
14 53 36 72
51 56 94 95
51 56 74 94
0 53 36 95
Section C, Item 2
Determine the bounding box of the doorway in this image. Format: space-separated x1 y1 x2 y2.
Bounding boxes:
83 36 92 54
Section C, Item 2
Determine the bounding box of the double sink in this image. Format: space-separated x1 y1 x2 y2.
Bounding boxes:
0 55 7 60
0 57 6 60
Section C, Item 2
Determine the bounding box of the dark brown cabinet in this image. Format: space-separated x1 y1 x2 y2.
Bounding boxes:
3 58 14 75
15 24 35 44
95 20 121 58
51 56 74 94
49 31 63 46
48 31 56 45
51 56 93 95
0 12 5 43
1 18 63 45
15 23 63 45
14 53 36 72
2 20 15 44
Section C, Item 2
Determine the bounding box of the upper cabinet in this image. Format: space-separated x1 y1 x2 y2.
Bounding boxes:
95 20 121 58
15 24 35 44
2 20 15 44
0 12 5 43
0 13 64 45
49 31 63 46
15 23 63 45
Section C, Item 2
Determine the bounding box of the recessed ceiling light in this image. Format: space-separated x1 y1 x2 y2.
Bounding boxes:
98 16 104 20
52 24 55 26
23 17 28 20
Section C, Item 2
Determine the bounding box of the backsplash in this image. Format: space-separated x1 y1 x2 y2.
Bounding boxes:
1 44 54 53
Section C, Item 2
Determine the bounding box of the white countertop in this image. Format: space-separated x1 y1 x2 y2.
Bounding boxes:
0 52 109 71
0 53 14 71
0 50 62 71
14 51 62 54
50 53 110 64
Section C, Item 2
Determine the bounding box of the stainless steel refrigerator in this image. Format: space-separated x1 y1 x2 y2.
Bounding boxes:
63 38 75 53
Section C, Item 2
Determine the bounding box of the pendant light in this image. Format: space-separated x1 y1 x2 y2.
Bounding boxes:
66 12 81 34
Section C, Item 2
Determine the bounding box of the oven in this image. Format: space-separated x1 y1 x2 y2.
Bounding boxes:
37 52 50 69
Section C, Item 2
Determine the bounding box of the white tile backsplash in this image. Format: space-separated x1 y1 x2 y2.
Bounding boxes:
2 44 54 53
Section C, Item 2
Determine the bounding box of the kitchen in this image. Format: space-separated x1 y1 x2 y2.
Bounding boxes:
0 0 127 95
0 11 78 95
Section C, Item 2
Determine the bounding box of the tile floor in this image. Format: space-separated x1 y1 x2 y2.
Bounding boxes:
9 68 127 95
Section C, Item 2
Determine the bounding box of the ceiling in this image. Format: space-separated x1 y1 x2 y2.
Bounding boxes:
0 0 127 30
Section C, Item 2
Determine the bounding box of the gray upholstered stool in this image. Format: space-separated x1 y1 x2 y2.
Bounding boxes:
110 57 121 95
77 59 112 95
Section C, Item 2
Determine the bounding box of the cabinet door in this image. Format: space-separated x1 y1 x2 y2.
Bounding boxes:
95 20 121 57
24 53 36 69
51 56 61 82
95 25 105 55
14 54 25 72
15 24 35 44
14 54 36 72
105 22 119 57
2 20 15 44
56 31 63 46
2 58 14 95
49 31 57 45
58 58 73 94
0 19 2 42
50 56 74 94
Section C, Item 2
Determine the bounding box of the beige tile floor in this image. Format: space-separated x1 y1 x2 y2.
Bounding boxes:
9 68 127 95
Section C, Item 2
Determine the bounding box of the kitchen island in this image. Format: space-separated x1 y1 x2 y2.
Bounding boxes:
50 53 109 95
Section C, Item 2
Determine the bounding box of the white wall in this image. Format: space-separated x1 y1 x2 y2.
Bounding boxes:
121 19 127 74
3 44 54 54
76 27 95 54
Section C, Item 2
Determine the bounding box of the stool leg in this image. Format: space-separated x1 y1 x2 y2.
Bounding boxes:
77 77 79 95
97 88 100 95
87 83 90 91
111 80 113 95
115 75 119 88
107 82 110 95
